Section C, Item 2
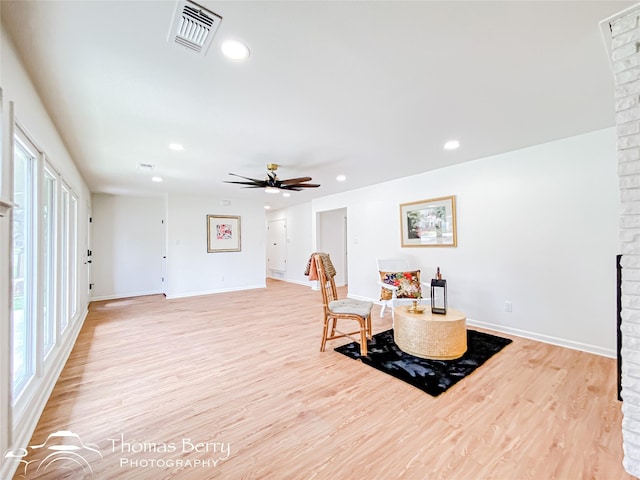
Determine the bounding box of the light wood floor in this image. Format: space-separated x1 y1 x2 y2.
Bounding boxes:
14 279 634 479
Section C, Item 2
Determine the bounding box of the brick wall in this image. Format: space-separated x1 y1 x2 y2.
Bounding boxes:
611 7 640 478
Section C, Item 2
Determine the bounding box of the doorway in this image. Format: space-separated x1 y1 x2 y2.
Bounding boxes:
317 208 347 286
267 218 287 279
87 209 93 298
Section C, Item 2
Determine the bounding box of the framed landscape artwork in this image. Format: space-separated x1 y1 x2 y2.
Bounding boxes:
400 196 457 247
207 215 241 252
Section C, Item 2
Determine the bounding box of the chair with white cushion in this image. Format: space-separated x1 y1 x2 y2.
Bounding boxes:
314 253 373 356
376 258 429 319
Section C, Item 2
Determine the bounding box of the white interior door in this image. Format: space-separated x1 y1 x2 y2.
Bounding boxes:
267 219 286 275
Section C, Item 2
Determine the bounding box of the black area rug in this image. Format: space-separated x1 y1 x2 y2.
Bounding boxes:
334 329 512 397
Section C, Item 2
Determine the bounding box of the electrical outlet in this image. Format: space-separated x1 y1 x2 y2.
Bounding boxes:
504 301 513 313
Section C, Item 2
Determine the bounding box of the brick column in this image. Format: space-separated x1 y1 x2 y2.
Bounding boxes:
610 6 640 478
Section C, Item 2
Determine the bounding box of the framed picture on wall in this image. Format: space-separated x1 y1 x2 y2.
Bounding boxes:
207 215 241 252
400 196 457 247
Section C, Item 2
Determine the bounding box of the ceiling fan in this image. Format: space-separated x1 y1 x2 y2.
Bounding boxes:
224 163 321 193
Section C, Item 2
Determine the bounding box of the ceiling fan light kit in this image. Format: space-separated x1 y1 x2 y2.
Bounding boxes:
225 164 321 193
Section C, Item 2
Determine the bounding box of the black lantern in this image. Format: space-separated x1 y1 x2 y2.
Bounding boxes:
431 279 447 315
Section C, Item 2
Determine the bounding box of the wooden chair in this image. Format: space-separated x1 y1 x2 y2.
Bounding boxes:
376 258 430 319
314 253 373 356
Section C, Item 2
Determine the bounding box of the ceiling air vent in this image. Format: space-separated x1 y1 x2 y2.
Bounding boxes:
168 0 222 55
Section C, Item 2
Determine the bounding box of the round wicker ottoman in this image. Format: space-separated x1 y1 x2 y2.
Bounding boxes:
394 306 467 360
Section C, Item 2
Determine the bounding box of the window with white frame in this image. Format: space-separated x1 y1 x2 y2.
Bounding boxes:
43 165 57 356
11 131 36 400
60 185 70 332
10 122 81 413
59 183 78 330
69 192 78 319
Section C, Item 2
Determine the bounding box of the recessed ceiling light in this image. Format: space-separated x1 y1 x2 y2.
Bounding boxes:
282 192 291 198
336 174 346 182
264 205 271 210
444 140 460 150
221 40 250 61
169 143 183 151
152 176 163 182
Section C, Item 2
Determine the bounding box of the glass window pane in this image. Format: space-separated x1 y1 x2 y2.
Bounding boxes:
12 137 35 398
60 186 69 332
43 169 57 354
70 193 78 318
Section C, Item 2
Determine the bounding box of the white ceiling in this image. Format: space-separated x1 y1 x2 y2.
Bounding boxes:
1 0 633 210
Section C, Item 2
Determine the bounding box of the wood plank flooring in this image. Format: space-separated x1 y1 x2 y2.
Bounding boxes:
13 279 634 479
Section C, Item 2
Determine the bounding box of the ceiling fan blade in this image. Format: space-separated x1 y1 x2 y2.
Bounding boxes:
223 180 266 186
280 183 320 190
229 184 267 189
289 183 320 188
280 177 313 185
228 173 264 183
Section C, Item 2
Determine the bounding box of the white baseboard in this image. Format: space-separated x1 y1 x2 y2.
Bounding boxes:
347 293 379 303
467 318 616 359
165 283 266 300
282 278 315 288
346 293 616 359
90 289 164 301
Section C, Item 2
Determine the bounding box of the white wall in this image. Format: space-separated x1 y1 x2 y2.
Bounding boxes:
90 194 267 299
1 29 92 479
165 194 266 298
305 128 619 356
91 194 166 300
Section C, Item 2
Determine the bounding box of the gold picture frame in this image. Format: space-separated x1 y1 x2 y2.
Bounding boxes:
207 215 241 252
400 196 457 247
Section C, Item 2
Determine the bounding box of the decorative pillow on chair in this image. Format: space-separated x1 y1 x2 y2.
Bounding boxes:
379 270 421 300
